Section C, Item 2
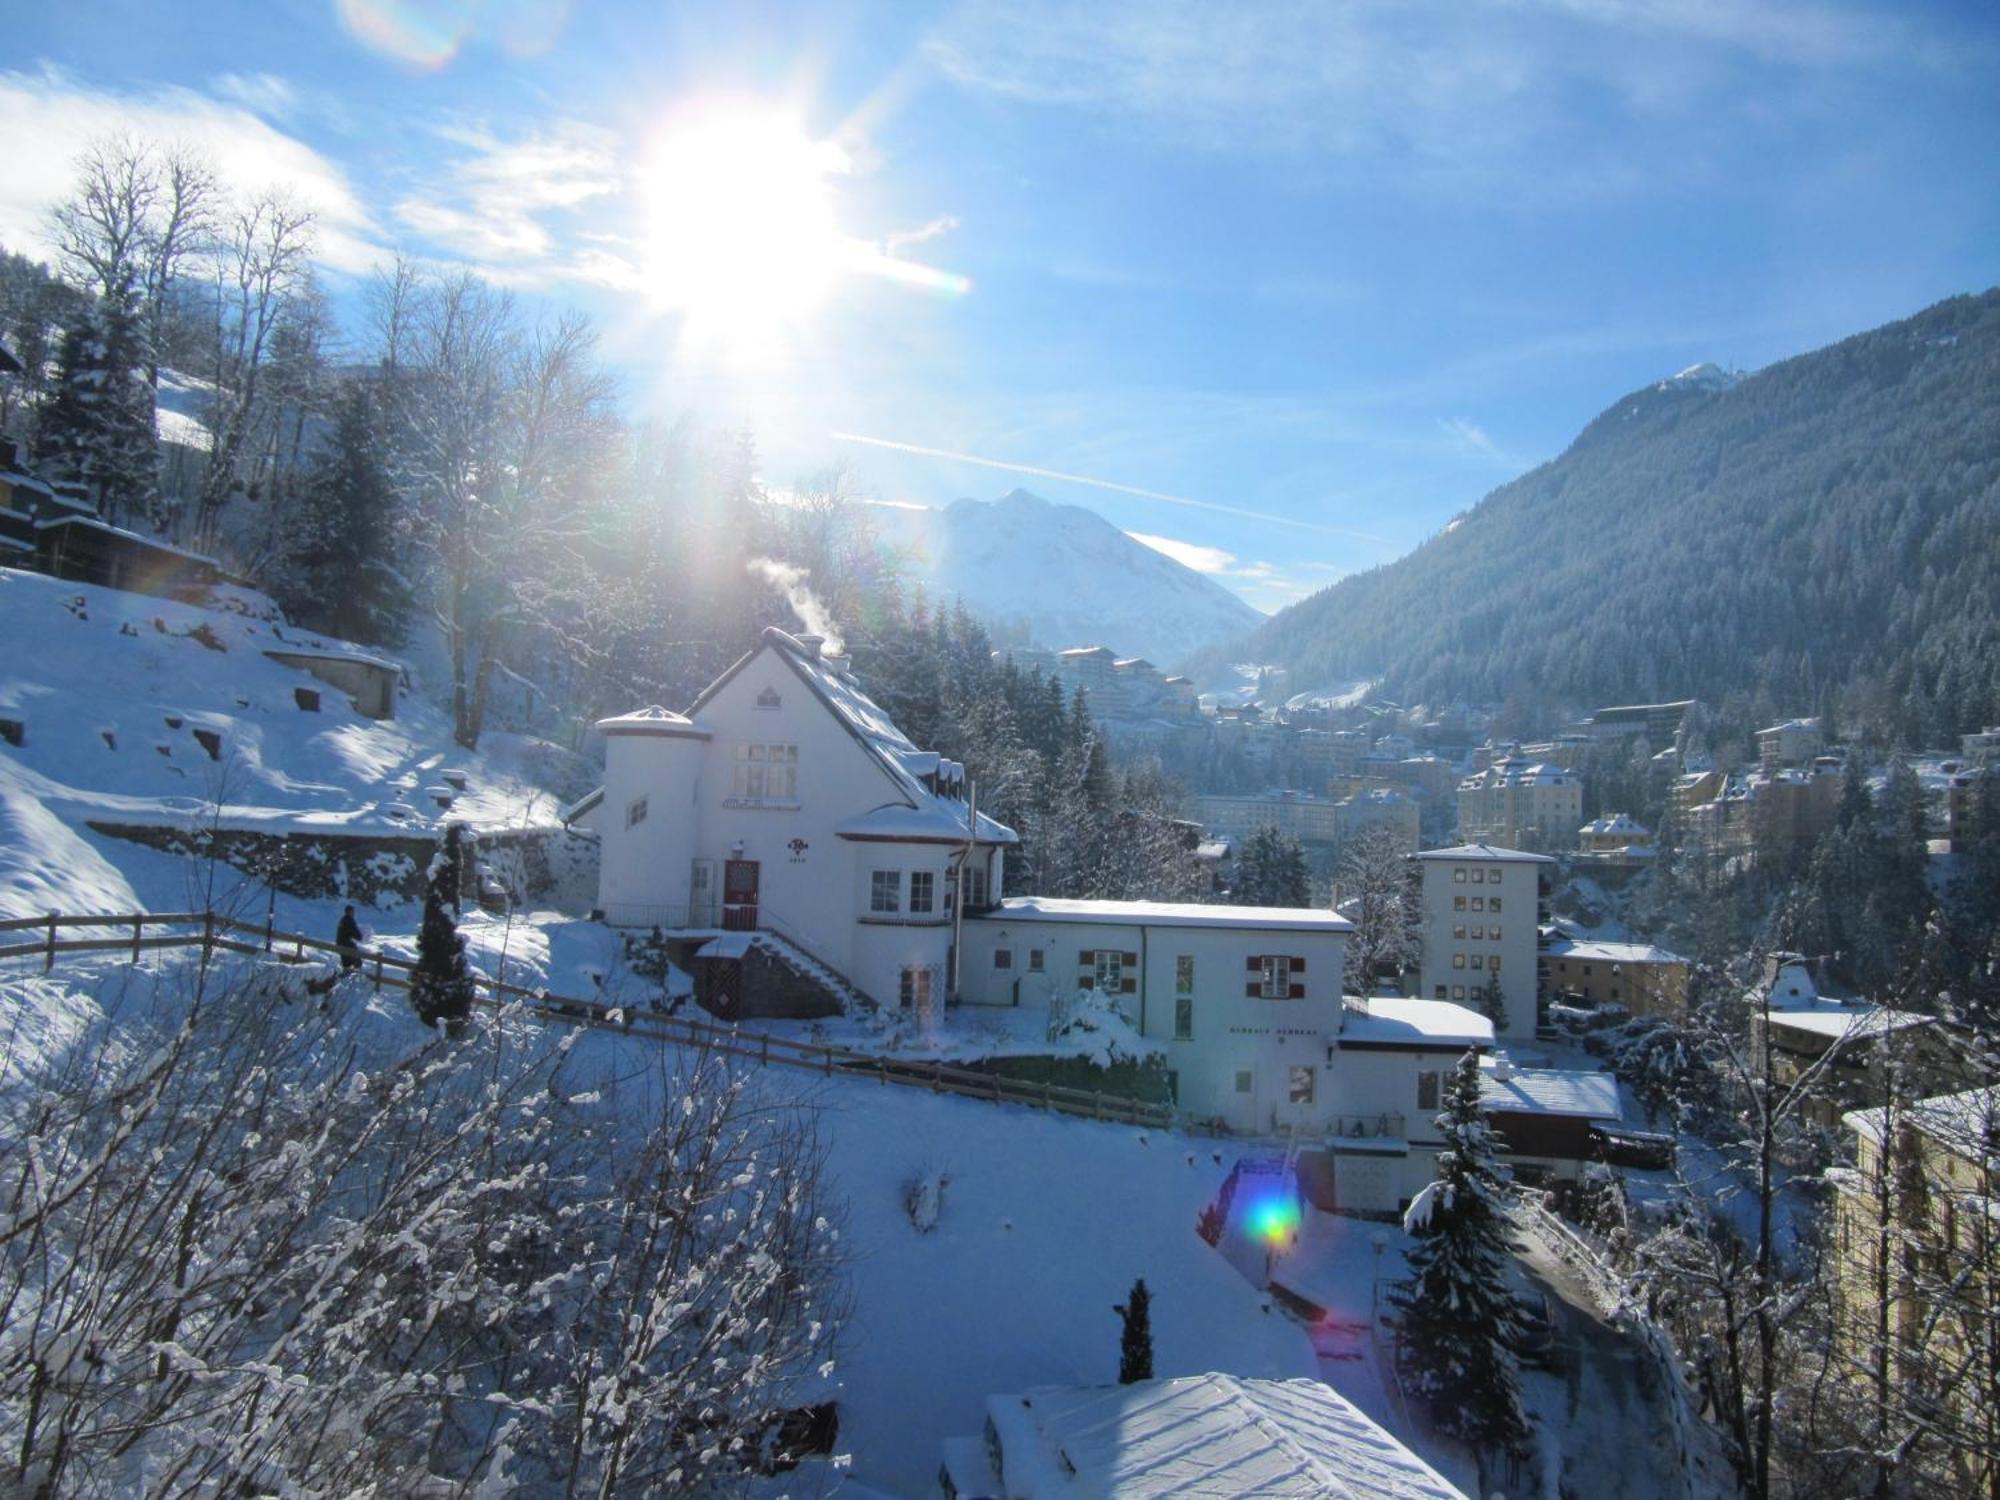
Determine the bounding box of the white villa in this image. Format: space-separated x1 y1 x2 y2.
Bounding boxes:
574 628 1611 1202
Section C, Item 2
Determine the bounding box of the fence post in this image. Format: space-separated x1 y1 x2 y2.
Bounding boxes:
131 914 142 963
823 1046 831 1078
1043 1077 1052 1112
1093 1091 1103 1121
932 1061 941 1094
878 1056 887 1087
991 1074 1002 1103
372 953 383 991
45 911 57 972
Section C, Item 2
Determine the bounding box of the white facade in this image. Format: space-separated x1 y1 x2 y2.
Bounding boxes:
585 628 1017 1012
1411 843 1553 1044
958 897 1352 1133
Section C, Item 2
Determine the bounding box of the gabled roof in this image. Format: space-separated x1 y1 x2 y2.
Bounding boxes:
1480 1059 1622 1120
1847 1086 2000 1161
1413 842 1555 864
981 1374 1465 1500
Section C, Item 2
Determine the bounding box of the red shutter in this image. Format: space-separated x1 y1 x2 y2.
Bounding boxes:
1244 982 1261 998
1122 951 1138 967
1245 954 1262 972
1078 949 1095 966
1120 977 1137 995
1290 956 1307 971
1080 975 1095 990
1288 982 1306 999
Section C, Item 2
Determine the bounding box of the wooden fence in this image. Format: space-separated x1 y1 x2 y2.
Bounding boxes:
0 909 1178 1130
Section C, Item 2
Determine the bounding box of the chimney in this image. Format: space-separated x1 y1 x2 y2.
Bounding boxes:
1492 1050 1513 1081
822 651 851 677
794 632 825 659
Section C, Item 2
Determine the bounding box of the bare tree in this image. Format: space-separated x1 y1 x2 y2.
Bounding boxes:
47 136 158 298
1336 824 1421 992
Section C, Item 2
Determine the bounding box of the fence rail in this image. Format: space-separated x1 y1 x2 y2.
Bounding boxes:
2 908 1179 1129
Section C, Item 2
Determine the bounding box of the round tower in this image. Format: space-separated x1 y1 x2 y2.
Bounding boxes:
595 706 711 926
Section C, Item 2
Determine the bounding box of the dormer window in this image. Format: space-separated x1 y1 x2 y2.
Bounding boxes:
755 686 782 709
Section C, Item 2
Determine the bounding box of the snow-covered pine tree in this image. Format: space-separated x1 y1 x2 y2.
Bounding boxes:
1392 1049 1531 1458
411 824 474 1028
284 382 409 646
1114 1277 1153 1384
1232 825 1311 907
31 285 158 528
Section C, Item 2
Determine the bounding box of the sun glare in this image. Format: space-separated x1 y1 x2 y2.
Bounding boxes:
641 108 854 345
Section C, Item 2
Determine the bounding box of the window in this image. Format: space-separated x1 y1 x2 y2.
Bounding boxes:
1235 1070 1254 1094
1469 954 1484 969
1259 955 1293 998
625 795 648 829
1488 867 1504 883
909 870 935 914
1288 1067 1315 1105
993 948 1013 971
1471 896 1486 911
1417 1070 1440 1110
1174 995 1193 1040
1452 925 1465 940
1489 897 1503 913
899 966 934 1010
870 869 901 914
1028 949 1045 973
755 686 781 709
961 864 989 908
1176 955 1195 995
1489 955 1501 973
731 743 798 799
1471 924 1484 940
1471 868 1485 883
1434 985 1447 999
1453 984 1466 1000
1490 925 1501 940
1454 868 1467 883
1095 950 1124 991
1453 895 1467 911
1453 953 1466 969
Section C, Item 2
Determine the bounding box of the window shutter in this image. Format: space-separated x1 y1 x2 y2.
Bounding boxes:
1121 951 1138 967
1245 981 1262 998
1080 975 1095 990
1288 982 1306 999
1245 954 1262 972
1120 977 1137 995
1290 956 1307 971
1078 950 1095 965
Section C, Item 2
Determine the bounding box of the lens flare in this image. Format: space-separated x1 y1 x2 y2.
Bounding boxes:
1245 1193 1301 1248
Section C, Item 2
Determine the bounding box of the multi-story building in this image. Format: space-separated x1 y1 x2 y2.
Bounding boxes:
1455 757 1584 850
1574 812 1656 868
1757 717 1824 771
1411 843 1554 1044
1683 762 1846 858
1584 699 1698 747
1540 937 1689 1022
1832 1087 2000 1498
1331 787 1420 852
1194 788 1344 846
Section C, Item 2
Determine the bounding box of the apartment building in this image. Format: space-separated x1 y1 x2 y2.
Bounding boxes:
1455 756 1584 850
1411 843 1553 1043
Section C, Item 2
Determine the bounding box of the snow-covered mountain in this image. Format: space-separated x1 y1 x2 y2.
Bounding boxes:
865 489 1263 665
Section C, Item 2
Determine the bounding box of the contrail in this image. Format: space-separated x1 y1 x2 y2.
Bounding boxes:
829 431 1388 543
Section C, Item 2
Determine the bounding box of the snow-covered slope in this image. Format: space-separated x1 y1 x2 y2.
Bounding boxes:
867 489 1263 665
0 566 577 918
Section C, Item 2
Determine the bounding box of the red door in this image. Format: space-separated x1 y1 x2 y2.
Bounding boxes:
722 859 760 930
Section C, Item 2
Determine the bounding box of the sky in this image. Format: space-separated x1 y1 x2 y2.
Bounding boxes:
2 0 1997 613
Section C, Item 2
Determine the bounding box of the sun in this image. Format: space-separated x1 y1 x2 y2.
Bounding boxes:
639 106 854 346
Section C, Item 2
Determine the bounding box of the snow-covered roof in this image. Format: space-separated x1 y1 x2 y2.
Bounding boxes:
979 896 1352 933
1340 998 1493 1049
34 514 221 569
1579 813 1650 836
1412 843 1555 864
594 704 712 739
978 1374 1465 1499
836 801 1015 845
263 645 401 674
1543 937 1686 965
1479 1059 1622 1120
694 933 758 960
1765 1006 1933 1043
1758 718 1820 736
1847 1086 2000 1160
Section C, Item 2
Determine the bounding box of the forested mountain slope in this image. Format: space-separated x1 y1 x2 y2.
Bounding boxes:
1210 290 2000 741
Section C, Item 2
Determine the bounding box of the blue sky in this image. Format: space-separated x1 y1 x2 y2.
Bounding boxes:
3 0 1997 611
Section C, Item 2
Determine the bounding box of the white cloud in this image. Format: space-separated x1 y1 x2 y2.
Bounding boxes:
1439 416 1505 462
1126 530 1239 574
209 71 298 120
1126 530 1317 614
0 65 385 276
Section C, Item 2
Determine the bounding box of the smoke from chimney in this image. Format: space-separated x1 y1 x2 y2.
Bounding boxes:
747 557 845 656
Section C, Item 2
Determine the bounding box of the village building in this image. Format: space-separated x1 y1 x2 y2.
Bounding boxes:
1575 812 1657 867
1455 756 1583 850
1832 1087 1999 1498
1411 843 1553 1044
1682 760 1847 859
1583 698 1698 748
1331 786 1420 852
940 1373 1466 1500
1478 1053 1625 1186
1757 716 1824 771
1540 935 1690 1022
1195 787 1344 846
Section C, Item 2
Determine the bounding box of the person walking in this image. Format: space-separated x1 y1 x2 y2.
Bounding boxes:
336 904 365 973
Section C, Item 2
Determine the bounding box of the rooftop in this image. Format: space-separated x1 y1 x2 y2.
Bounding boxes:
1544 937 1686 965
1340 997 1493 1048
1412 842 1556 864
971 1373 1465 1500
1479 1058 1623 1120
1765 1006 1933 1043
1847 1086 2000 1161
594 704 712 739
979 896 1353 933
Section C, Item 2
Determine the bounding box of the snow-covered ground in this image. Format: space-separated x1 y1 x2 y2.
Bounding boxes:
0 566 580 920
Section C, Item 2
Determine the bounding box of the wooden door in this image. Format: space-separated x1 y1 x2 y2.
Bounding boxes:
722 859 759 931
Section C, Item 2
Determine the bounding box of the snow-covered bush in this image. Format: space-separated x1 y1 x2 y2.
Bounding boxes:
0 956 844 1495
901 1164 950 1233
1046 987 1161 1069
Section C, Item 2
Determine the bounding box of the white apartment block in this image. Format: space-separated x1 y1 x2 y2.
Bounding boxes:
1455 756 1583 850
1411 843 1553 1044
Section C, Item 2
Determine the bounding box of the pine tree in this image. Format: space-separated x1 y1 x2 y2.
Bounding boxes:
285 383 409 645
1114 1277 1153 1384
31 287 158 528
411 824 475 1029
1392 1050 1531 1458
1233 826 1311 906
